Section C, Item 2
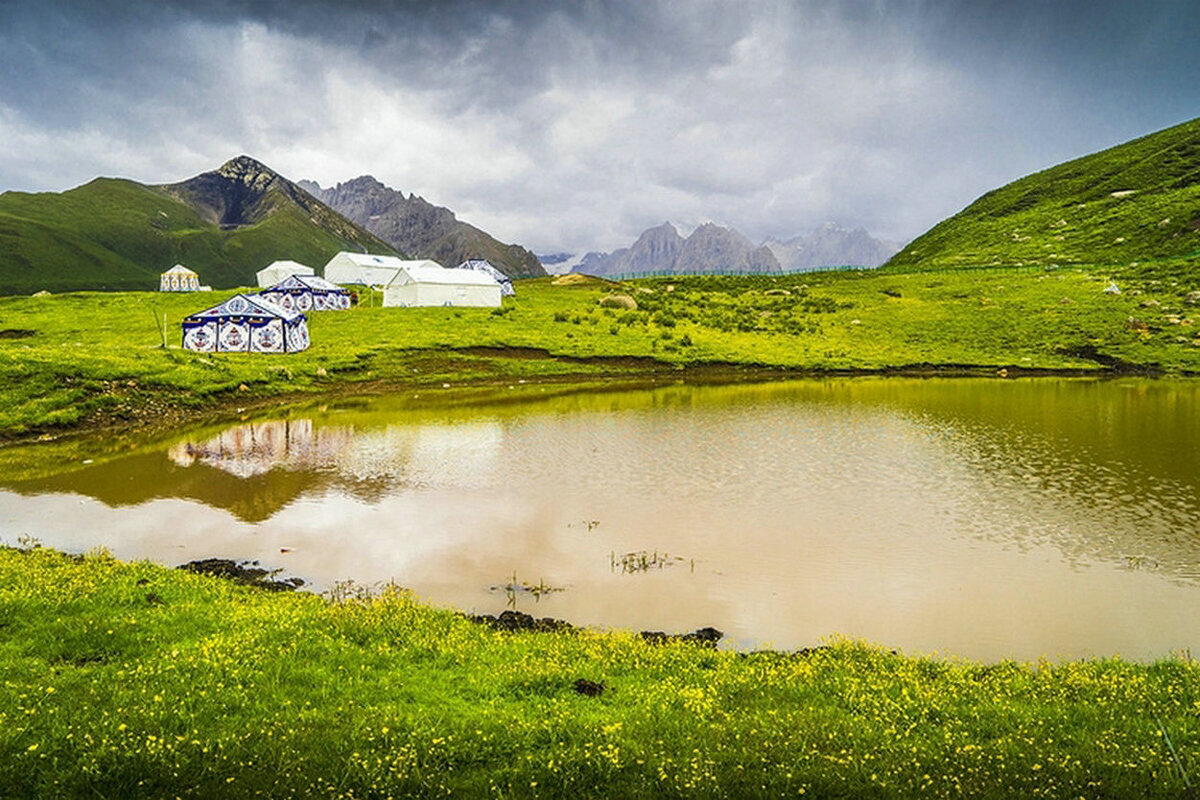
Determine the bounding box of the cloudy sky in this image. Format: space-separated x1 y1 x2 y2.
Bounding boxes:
1 1 1198 253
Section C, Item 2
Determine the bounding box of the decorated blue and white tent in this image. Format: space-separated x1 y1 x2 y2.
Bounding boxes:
457 259 514 296
258 274 352 312
182 294 310 353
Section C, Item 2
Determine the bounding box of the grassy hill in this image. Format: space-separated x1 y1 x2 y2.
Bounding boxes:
888 116 1200 271
0 158 398 294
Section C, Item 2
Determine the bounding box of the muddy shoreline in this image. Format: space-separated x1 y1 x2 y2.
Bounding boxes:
0 346 1130 447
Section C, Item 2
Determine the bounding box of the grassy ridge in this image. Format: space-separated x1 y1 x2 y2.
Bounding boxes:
888 116 1200 270
2 268 1200 438
0 179 392 293
1 545 1197 798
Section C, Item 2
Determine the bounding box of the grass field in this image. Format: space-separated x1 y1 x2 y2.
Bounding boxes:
2 545 1198 799
1 266 1199 439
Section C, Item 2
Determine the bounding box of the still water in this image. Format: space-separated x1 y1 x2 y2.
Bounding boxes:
3 377 1200 662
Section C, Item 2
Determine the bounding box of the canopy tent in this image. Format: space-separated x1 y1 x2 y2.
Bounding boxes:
258 274 352 312
182 294 309 353
256 260 315 288
383 264 502 308
457 259 514 296
323 252 443 288
160 264 201 292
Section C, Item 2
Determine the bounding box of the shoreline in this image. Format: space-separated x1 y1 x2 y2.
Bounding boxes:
4 544 1198 798
1 346 1143 447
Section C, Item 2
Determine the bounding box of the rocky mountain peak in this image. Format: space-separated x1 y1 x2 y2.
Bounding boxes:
217 155 279 185
573 220 780 277
330 175 392 197
764 222 900 270
162 155 328 230
307 175 544 278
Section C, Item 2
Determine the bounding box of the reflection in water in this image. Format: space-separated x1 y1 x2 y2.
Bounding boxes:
168 419 352 478
2 377 1200 662
166 416 504 494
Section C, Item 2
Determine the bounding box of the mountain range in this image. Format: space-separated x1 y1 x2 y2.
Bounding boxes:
0 156 544 293
299 177 545 279
765 223 901 271
7 113 1197 294
565 221 898 278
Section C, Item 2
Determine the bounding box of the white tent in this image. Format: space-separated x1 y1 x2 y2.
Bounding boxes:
182 294 310 353
160 264 201 292
383 264 502 308
256 260 315 288
323 252 442 288
457 259 514 296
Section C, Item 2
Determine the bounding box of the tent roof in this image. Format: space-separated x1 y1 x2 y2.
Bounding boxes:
457 259 512 283
185 293 304 322
265 274 347 292
328 252 422 269
162 264 197 276
388 265 502 287
257 260 314 276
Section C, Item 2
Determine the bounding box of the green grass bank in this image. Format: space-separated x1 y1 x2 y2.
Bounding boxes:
4 266 1200 440
2 545 1198 798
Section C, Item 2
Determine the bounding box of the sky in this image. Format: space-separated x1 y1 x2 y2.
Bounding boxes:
1 0 1198 254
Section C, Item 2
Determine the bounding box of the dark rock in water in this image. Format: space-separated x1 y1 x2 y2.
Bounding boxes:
573 678 605 697
640 626 724 648
469 609 574 633
682 626 724 647
178 558 303 591
795 646 830 657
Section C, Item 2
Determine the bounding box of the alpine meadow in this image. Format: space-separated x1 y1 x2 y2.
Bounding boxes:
4 3 1200 798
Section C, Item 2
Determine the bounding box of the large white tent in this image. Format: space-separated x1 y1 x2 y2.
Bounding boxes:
383 264 502 308
323 252 442 288
256 260 315 288
181 294 310 353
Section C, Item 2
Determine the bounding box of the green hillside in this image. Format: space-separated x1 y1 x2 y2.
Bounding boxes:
0 161 398 294
888 116 1200 271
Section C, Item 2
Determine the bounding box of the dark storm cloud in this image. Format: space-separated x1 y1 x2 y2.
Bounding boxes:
1 1 1198 252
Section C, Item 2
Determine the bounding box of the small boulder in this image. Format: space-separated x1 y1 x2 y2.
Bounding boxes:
640 626 724 649
598 294 638 310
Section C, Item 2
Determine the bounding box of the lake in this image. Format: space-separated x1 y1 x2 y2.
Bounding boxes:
3 377 1199 662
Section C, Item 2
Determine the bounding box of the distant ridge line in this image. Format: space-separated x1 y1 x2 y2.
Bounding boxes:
580 265 872 281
